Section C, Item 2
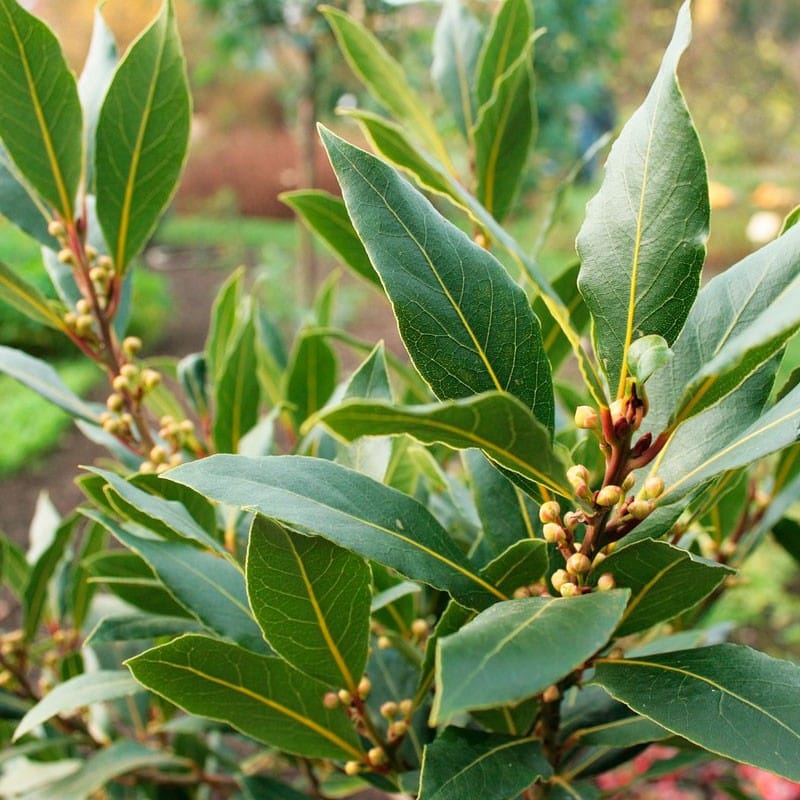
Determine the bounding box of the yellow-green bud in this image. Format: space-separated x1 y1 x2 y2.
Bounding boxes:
596 485 622 507
97 255 113 271
168 453 183 467
323 692 340 709
563 511 582 531
389 720 408 739
377 635 392 650
89 266 107 283
112 375 129 392
149 445 168 465
106 393 124 413
75 314 94 336
358 676 372 699
574 405 599 429
64 311 78 329
609 399 626 425
57 248 74 264
179 419 195 434
542 685 561 703
47 220 65 238
139 460 156 474
141 369 161 391
560 582 579 598
567 465 590 487
84 245 98 260
411 618 429 638
368 746 387 766
120 363 138 379
337 689 352 706
621 473 636 492
344 761 361 776
538 501 561 524
76 298 91 315
513 586 531 599
566 552 591 576
122 336 143 356
597 573 616 591
398 699 414 717
380 701 398 719
644 475 665 499
550 569 570 591
627 500 653 520
543 522 566 544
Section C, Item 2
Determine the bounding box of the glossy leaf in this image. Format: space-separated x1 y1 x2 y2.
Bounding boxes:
0 260 65 330
0 144 57 246
86 614 202 644
86 510 266 653
206 267 244 381
23 741 186 800
316 394 570 498
594 644 800 781
79 9 118 189
673 275 800 424
166 455 506 610
344 342 393 402
0 0 82 219
321 6 452 170
431 0 483 137
285 330 338 432
419 727 551 800
213 313 260 453
281 189 379 288
473 35 536 221
247 516 371 689
322 128 554 430
95 0 190 270
0 534 29 598
431 590 629 723
14 671 140 741
576 2 709 396
596 539 734 637
0 345 102 423
474 0 532 108
481 539 548 594
464 450 537 563
658 381 800 503
127 634 364 760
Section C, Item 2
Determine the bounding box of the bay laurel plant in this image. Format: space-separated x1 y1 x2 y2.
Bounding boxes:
0 0 799 798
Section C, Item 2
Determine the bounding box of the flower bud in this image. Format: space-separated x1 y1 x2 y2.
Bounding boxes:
398 699 414 717
123 336 143 356
64 311 78 329
120 363 138 379
149 445 168 465
344 761 361 776
368 746 387 766
47 220 65 238
139 460 156 474
609 399 625 425
513 586 531 599
627 500 653 520
538 501 561 524
57 248 74 264
357 676 372 699
644 475 665 499
75 314 94 336
112 375 129 392
566 552 591 576
89 266 107 284
380 701 398 719
563 511 582 531
141 369 161 391
567 465 589 487
84 245 98 260
621 473 636 491
323 692 340 709
411 618 429 638
542 522 566 544
337 689 352 706
389 719 408 739
550 569 570 591
574 405 599 429
106 393 124 413
377 635 392 650
76 298 91 315
542 685 561 703
560 582 579 598
597 573 616 591
596 485 622 507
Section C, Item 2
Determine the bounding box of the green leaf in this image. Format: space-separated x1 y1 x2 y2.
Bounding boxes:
474 0 532 108
86 510 267 653
0 345 102 423
90 467 225 555
0 260 65 330
127 634 364 760
0 534 30 598
773 518 800 566
285 330 338 432
13 671 140 741
431 590 629 723
22 741 186 800
206 267 244 382
627 335 673 385
419 727 551 800
166 455 506 610
0 143 57 246
95 0 190 271
672 275 800 424
344 342 393 402
576 2 708 396
0 0 82 219
473 35 536 221
576 715 671 748
212 313 260 453
247 516 371 690
321 128 554 431
316 394 570 498
321 5 453 171
86 614 202 644
79 9 118 190
132 471 218 536
281 189 379 288
594 644 800 781
239 774 310 800
431 0 483 137
658 381 800 503
596 539 734 637
481 538 548 595
464 451 538 563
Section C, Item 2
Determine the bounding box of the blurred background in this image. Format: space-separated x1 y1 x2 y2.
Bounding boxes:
2 0 799 663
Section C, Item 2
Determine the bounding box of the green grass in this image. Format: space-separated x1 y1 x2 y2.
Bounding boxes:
0 360 101 477
157 214 296 251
